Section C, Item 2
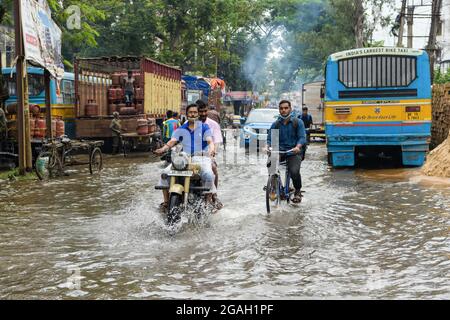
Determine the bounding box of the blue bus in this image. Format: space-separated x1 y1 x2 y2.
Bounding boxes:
2 67 76 138
324 47 432 167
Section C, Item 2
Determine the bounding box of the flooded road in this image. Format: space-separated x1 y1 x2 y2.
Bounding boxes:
1 141 449 299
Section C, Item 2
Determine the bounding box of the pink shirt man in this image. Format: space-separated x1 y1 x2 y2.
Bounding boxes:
204 117 223 147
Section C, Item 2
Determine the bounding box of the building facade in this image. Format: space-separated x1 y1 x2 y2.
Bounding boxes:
0 25 14 68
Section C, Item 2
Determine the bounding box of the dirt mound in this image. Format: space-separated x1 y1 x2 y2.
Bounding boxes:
422 131 450 178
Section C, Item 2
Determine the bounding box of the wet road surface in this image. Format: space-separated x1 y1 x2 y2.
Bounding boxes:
0 140 449 299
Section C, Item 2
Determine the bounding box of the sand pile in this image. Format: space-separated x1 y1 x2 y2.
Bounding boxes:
422 131 450 178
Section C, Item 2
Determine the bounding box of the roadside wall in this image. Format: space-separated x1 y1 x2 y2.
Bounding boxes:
431 83 450 148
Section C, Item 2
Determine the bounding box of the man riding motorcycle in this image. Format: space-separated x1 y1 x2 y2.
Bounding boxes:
155 103 217 211
266 100 306 204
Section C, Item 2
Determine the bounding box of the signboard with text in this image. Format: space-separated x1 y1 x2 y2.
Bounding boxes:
21 0 64 79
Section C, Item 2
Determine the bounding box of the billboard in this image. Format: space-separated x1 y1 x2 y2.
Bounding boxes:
20 0 64 79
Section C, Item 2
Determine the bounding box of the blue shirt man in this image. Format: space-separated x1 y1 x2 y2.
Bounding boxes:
267 115 306 151
266 100 306 203
172 121 212 155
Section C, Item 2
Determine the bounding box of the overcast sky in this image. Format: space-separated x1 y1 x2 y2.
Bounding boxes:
372 0 434 49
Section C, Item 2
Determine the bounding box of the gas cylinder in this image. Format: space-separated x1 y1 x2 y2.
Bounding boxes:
85 100 99 117
112 73 121 86
51 118 57 137
29 117 36 138
29 104 41 116
137 118 148 135
133 73 142 86
135 87 144 100
56 117 65 137
6 103 17 114
108 103 118 115
35 118 46 138
136 103 144 114
147 118 156 133
115 87 124 100
119 106 137 115
108 87 117 100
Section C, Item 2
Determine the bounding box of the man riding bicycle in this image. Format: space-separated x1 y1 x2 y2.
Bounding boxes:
266 100 306 204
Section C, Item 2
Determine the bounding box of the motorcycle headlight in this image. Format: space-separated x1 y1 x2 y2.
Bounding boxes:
171 152 189 170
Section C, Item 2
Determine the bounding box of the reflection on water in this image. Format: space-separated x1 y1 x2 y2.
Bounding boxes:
0 143 449 299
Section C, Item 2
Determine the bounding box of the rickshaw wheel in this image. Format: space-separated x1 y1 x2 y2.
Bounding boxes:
89 147 103 174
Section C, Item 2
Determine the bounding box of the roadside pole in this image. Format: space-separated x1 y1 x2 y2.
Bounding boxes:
23 67 32 170
13 0 32 174
397 0 407 47
44 70 52 138
14 0 25 174
407 6 415 48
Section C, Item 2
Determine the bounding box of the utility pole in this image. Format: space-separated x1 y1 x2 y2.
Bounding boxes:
397 0 408 47
407 6 415 48
13 0 32 174
14 0 25 174
426 0 443 82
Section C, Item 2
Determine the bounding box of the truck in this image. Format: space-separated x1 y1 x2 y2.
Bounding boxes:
302 81 325 139
74 56 182 143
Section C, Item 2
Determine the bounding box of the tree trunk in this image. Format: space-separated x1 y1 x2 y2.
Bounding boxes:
354 0 365 48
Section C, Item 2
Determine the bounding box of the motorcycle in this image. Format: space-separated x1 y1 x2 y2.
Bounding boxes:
155 150 210 225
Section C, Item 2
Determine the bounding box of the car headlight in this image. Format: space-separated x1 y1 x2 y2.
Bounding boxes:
171 152 189 170
244 126 255 134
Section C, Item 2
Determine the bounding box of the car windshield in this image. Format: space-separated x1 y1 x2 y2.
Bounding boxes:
246 109 279 124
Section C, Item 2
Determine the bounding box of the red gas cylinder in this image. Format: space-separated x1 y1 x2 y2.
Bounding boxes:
56 118 65 137
135 87 144 100
29 104 41 115
133 73 142 85
147 118 156 133
137 118 149 135
29 117 36 138
115 87 124 100
108 87 117 100
85 100 99 117
136 103 144 114
34 118 46 138
108 103 118 115
119 106 136 115
112 74 121 86
51 118 57 137
6 103 17 114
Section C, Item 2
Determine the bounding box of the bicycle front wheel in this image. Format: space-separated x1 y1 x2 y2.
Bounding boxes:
266 174 280 214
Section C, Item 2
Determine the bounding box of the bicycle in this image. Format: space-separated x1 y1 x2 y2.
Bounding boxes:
264 148 298 214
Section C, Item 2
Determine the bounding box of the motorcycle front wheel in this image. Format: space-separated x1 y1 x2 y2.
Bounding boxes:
168 193 183 225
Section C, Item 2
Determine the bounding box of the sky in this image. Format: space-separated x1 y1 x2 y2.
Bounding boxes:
372 0 434 49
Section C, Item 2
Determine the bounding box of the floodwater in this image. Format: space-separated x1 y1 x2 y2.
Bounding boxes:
0 139 449 299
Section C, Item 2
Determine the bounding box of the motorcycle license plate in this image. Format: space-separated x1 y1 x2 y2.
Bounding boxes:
168 170 193 177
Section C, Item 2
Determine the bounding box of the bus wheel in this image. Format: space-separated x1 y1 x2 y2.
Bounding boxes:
327 152 332 165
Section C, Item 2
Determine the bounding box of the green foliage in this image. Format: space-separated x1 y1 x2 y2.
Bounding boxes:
434 68 450 84
0 0 395 91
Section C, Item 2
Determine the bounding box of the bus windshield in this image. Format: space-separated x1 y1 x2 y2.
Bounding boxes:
4 73 45 97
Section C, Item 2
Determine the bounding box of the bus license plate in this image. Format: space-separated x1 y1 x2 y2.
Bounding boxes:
406 112 420 120
168 170 193 177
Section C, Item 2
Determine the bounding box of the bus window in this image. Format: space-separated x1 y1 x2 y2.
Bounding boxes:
5 73 45 96
61 79 75 104
338 56 417 88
